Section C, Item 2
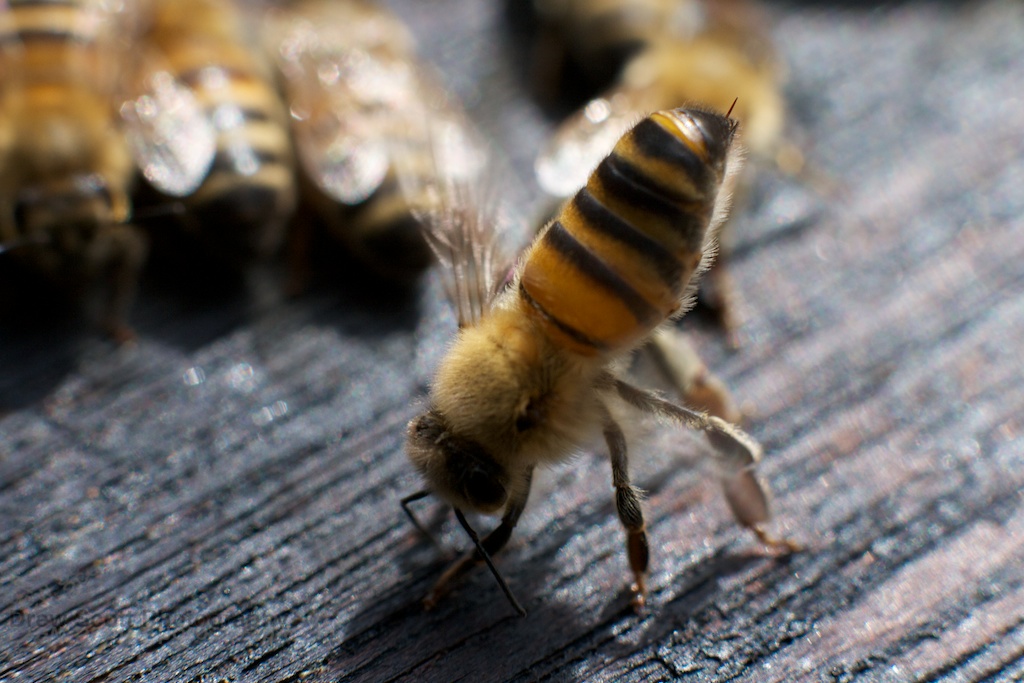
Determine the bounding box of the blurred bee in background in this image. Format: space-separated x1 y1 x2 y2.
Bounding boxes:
0 0 147 342
122 0 297 267
264 0 485 282
403 105 798 616
532 0 803 341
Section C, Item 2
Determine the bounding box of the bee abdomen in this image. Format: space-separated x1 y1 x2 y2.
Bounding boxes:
5 0 99 43
191 91 295 209
520 108 735 356
146 0 296 258
3 0 115 86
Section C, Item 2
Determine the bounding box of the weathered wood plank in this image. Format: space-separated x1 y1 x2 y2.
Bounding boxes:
2 1 1024 682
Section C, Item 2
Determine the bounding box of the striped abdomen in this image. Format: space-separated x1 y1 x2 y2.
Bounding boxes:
145 0 295 258
520 107 738 356
0 0 131 92
0 0 135 239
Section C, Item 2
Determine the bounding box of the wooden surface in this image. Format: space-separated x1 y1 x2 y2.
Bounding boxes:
3 1 1024 681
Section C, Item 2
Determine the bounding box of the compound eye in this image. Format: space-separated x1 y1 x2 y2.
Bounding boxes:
464 467 507 511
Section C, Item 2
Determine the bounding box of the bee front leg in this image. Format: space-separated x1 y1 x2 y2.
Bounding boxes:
423 467 534 617
599 402 649 611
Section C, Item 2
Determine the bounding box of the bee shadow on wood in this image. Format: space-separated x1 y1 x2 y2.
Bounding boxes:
326 445 798 682
326 501 587 679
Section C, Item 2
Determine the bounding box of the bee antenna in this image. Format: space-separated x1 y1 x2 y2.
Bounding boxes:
401 489 443 551
726 97 739 118
453 507 527 617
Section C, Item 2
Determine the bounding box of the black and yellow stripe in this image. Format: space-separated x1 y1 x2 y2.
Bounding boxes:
143 0 296 259
519 107 736 356
1 0 125 92
2 1 107 46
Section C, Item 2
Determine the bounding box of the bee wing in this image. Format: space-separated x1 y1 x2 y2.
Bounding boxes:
267 2 417 206
277 51 393 204
266 0 527 326
535 95 642 198
119 52 217 198
391 68 528 328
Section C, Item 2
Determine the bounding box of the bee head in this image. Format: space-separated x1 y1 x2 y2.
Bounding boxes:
406 409 509 514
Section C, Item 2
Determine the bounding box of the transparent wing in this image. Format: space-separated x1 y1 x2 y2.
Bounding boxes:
279 49 396 204
267 0 528 326
267 0 416 205
392 66 529 328
119 55 217 198
535 95 642 198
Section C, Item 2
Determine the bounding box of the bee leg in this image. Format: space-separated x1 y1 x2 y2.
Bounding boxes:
720 466 803 554
702 259 743 349
702 184 745 347
400 489 446 555
702 418 799 552
88 223 147 344
609 377 800 554
599 402 649 611
646 327 741 424
423 467 533 617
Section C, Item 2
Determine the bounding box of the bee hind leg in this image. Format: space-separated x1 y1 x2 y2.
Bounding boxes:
599 402 649 612
610 376 801 555
646 327 741 424
721 469 803 554
700 262 743 348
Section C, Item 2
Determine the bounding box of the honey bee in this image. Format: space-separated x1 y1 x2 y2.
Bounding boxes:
533 0 798 338
0 0 147 342
404 105 797 616
265 0 482 281
123 0 297 263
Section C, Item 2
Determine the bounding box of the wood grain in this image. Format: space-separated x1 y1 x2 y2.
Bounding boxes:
2 1 1023 681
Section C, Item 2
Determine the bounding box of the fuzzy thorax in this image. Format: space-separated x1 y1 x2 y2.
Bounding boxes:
408 305 601 514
